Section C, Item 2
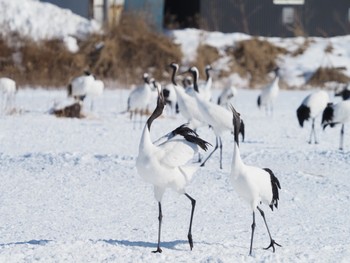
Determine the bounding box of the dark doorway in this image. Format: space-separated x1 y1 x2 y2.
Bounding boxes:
163 0 200 29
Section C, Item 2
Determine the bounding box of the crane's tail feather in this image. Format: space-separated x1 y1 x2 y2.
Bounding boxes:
263 168 281 211
173 124 212 151
296 104 310 127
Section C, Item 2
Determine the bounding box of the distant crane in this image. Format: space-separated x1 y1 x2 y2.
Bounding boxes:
136 84 210 253
185 65 213 102
335 84 350 100
217 85 238 109
127 73 153 128
186 66 244 169
296 90 329 144
162 83 177 116
257 68 280 116
67 70 95 101
86 78 104 111
229 105 281 256
199 64 213 101
0 77 16 114
168 63 206 130
322 100 350 150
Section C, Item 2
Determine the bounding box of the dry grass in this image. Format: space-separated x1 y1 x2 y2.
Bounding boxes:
80 13 182 85
0 13 182 87
291 38 312 57
227 38 288 87
194 44 220 76
307 67 350 86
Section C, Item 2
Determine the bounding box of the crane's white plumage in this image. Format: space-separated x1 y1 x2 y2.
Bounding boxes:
257 68 280 115
322 100 350 150
162 83 177 115
187 66 244 169
68 71 95 101
169 63 205 129
229 105 281 256
0 77 16 114
296 90 329 144
127 73 153 125
198 64 213 101
136 83 210 253
185 65 212 102
86 79 104 111
217 85 238 108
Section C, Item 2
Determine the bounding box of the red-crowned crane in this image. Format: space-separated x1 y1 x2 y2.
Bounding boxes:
0 77 16 114
67 70 95 102
296 90 329 144
229 105 281 256
322 100 350 150
335 84 350 100
186 66 245 169
257 68 280 116
136 84 210 253
127 73 153 128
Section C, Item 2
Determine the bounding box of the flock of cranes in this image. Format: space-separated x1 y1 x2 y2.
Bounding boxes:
1 61 349 256
132 62 350 256
0 71 105 116
136 63 282 256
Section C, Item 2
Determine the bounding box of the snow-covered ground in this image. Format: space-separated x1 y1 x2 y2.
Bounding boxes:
0 1 350 261
0 88 349 262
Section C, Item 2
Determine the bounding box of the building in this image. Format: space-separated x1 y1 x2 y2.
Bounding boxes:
41 0 350 37
40 0 124 26
164 0 350 37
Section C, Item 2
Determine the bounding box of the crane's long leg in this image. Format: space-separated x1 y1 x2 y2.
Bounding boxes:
185 193 196 250
257 206 281 253
339 124 345 150
249 211 256 256
139 109 144 129
200 136 219 167
219 137 223 169
152 202 163 253
309 119 318 144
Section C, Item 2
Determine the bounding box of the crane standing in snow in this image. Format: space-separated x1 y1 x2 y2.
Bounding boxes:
127 73 153 128
296 90 329 144
198 64 213 102
322 100 350 150
86 78 104 111
0 77 16 114
136 83 210 253
67 70 95 101
229 105 281 256
169 63 206 130
257 68 280 116
335 84 350 100
217 85 238 109
186 66 244 169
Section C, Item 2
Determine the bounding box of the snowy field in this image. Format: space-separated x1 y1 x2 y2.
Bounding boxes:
0 88 349 262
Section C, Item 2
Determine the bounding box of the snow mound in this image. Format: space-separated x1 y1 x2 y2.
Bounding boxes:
0 0 100 41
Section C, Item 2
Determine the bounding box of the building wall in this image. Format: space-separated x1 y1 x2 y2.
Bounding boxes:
200 0 350 37
40 0 90 18
124 0 164 31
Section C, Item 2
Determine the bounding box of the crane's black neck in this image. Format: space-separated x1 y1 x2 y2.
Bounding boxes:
205 67 211 81
230 106 241 147
144 76 150 85
190 68 199 93
146 95 165 131
170 65 178 86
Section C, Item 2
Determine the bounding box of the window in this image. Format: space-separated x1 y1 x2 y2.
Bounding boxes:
282 7 294 24
274 0 304 4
